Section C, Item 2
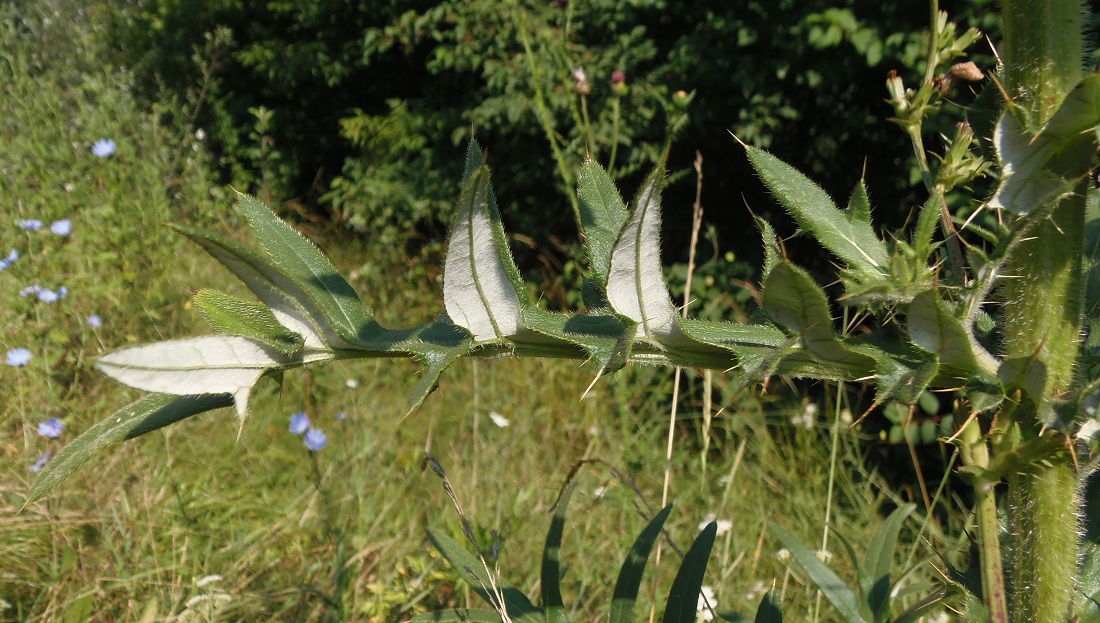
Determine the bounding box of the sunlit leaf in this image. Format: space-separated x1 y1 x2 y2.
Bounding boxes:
662 522 717 623
610 506 672 623
193 289 304 355
771 523 867 623
578 159 629 289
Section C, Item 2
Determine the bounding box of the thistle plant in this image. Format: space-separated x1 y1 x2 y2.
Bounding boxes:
22 0 1100 621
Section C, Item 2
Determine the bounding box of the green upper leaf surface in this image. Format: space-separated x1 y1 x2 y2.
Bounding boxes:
521 306 634 374
662 522 717 623
610 506 672 623
747 146 889 275
578 159 629 288
235 192 378 345
771 522 866 623
193 288 304 355
907 291 976 377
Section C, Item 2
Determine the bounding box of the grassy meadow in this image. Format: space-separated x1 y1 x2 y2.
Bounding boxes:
0 4 964 622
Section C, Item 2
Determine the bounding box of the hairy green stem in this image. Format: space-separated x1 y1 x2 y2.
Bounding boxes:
999 1 1086 622
958 415 1008 623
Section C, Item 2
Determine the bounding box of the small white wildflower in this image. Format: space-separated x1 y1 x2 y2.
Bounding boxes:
776 548 791 562
813 549 834 563
489 412 511 428
195 128 206 140
697 585 717 621
840 408 853 426
743 580 765 603
63 182 75 192
345 378 359 389
593 485 607 498
698 513 732 535
588 425 598 436
196 574 223 588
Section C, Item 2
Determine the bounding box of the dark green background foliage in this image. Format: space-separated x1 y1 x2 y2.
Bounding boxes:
102 0 1000 277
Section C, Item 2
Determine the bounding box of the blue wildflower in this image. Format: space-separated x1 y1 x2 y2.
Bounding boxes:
58 286 68 299
28 451 52 473
50 219 72 236
37 418 63 438
0 248 17 270
289 412 310 435
91 138 117 158
336 411 346 420
18 219 43 231
304 428 327 451
37 289 59 303
6 347 31 366
87 314 102 329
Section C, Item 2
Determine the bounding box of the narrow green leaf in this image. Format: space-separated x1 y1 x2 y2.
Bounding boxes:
235 192 377 344
541 484 576 623
610 506 672 623
578 159 629 288
907 291 975 376
754 591 784 623
409 609 502 623
863 504 915 620
607 169 684 343
444 166 526 341
753 215 782 281
990 74 1100 214
426 529 540 619
762 262 876 375
892 590 945 623
771 523 867 623
26 394 233 504
193 289 304 355
662 522 717 623
746 146 889 274
912 188 944 263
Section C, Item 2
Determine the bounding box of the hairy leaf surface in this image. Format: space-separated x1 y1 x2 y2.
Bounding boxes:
193 289 304 355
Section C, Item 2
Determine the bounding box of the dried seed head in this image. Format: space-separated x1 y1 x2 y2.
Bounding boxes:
947 61 985 82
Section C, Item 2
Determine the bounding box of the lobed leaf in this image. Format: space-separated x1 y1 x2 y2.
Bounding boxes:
606 170 683 342
26 393 233 505
521 306 634 374
236 192 378 345
746 146 889 275
399 317 475 409
662 521 717 623
609 506 672 623
193 289 304 355
443 166 525 342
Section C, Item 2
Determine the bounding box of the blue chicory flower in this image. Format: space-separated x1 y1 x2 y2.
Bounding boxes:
335 411 346 420
87 314 102 329
19 284 40 297
0 248 17 270
6 347 31 366
37 289 59 303
58 286 68 298
289 412 310 435
28 451 52 473
304 428 327 451
37 418 63 438
50 219 72 236
18 219 43 231
91 138 117 158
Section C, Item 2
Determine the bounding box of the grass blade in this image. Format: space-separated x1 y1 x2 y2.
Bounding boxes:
610 505 672 623
662 521 717 623
26 394 233 505
541 483 576 622
771 522 866 623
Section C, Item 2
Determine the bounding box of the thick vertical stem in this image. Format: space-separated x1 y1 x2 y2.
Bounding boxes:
999 2 1086 622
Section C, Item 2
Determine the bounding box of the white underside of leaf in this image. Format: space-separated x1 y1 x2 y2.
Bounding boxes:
988 113 1065 214
607 176 679 340
270 302 326 350
96 335 327 421
443 174 522 341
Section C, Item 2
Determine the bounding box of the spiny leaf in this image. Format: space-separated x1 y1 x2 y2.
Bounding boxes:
521 306 634 374
235 192 377 345
762 262 876 375
662 521 717 623
753 214 782 281
990 74 1100 215
746 146 889 275
610 506 672 623
444 166 525 342
907 291 976 377
578 159 629 288
607 169 682 342
401 317 475 409
193 289 304 355
26 394 233 505
771 522 867 623
96 336 325 422
846 180 872 226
